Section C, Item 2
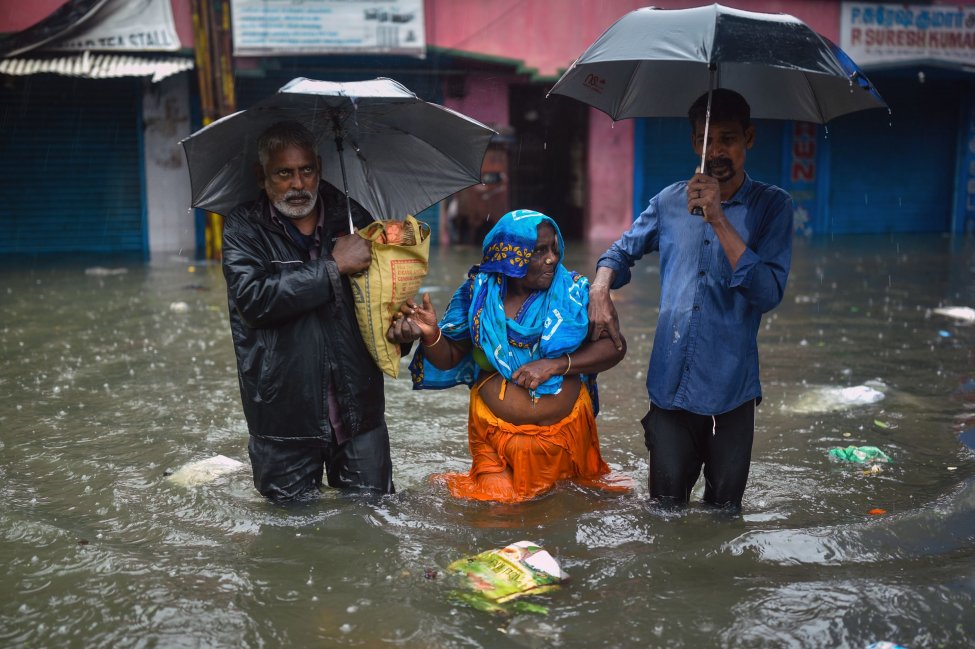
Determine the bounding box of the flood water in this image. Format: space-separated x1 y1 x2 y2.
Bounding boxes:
2 234 974 648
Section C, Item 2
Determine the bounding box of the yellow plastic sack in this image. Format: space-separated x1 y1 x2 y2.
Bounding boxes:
349 215 430 378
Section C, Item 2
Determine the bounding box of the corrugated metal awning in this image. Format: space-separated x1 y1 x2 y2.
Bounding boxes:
0 50 193 83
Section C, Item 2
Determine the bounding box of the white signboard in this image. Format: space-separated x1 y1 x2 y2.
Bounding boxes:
840 2 975 66
231 0 425 57
52 0 180 52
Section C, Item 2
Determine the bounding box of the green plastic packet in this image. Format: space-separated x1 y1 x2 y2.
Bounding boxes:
827 445 891 464
447 540 568 614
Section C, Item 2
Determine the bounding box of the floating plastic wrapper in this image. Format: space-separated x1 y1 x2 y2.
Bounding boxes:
827 445 891 464
447 540 568 614
166 454 246 487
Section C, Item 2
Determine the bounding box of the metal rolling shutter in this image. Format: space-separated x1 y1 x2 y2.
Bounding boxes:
827 79 955 233
0 75 144 254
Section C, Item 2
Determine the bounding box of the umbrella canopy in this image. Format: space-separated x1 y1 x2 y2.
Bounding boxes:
181 77 496 222
547 3 887 124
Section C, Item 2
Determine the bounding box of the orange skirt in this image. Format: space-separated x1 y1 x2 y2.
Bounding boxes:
435 380 629 503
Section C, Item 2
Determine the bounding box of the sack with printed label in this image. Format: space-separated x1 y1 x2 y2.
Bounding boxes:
349 215 430 378
447 540 568 615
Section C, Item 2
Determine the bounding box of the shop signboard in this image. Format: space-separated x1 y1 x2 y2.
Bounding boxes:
231 0 425 57
840 2 975 66
51 0 180 52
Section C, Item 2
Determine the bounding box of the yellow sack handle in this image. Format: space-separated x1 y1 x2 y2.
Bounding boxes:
349 215 431 378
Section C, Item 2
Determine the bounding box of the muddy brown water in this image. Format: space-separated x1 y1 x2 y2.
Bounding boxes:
1 234 973 648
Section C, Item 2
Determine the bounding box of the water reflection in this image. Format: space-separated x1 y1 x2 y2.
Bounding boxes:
1 235 974 648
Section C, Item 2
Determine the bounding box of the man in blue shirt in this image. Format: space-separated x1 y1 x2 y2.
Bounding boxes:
589 89 793 510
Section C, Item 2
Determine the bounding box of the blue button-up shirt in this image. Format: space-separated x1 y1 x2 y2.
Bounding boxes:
598 174 793 415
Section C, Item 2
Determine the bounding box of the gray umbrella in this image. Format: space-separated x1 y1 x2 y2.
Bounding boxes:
181 77 496 232
548 3 887 207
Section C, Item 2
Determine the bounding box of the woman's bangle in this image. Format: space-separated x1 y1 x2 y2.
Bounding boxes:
562 353 572 375
422 328 443 348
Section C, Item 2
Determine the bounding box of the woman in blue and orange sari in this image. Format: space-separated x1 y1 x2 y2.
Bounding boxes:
394 209 629 502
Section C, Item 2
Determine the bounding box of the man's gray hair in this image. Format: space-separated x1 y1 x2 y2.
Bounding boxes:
257 121 318 167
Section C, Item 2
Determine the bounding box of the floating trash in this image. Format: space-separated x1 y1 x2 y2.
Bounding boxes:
448 540 568 614
827 446 891 464
166 454 246 487
931 306 975 322
951 378 975 398
84 267 128 276
169 301 190 313
791 383 885 414
867 508 888 516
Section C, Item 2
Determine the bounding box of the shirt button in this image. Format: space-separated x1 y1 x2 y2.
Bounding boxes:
698 271 705 277
693 305 700 311
704 239 710 245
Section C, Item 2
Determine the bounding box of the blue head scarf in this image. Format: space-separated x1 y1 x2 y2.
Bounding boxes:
478 209 566 278
410 209 590 397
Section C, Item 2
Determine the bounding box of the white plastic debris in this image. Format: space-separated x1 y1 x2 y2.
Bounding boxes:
84 267 128 276
169 301 190 313
932 306 975 322
790 384 885 414
166 454 245 487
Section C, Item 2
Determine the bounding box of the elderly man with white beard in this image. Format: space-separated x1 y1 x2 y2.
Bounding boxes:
221 120 395 502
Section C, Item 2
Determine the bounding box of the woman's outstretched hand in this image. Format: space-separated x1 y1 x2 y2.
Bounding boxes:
387 292 439 344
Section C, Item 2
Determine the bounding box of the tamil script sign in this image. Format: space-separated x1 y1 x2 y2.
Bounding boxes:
231 0 425 57
840 2 975 66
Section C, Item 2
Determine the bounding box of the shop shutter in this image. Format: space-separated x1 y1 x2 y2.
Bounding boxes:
0 75 144 254
827 79 955 233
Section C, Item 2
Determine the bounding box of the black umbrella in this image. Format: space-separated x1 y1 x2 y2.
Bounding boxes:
548 3 888 210
181 77 496 232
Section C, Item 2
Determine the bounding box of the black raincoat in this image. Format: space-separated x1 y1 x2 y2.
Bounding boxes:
222 182 386 449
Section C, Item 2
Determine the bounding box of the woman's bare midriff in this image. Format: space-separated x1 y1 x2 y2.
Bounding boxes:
478 373 582 426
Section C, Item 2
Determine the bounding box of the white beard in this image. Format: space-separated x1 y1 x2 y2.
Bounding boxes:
272 190 318 219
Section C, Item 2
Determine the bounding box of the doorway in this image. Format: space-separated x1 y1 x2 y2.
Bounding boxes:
508 84 588 240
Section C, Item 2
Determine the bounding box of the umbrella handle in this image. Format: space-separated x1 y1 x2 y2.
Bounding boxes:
691 68 715 218
333 127 356 234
